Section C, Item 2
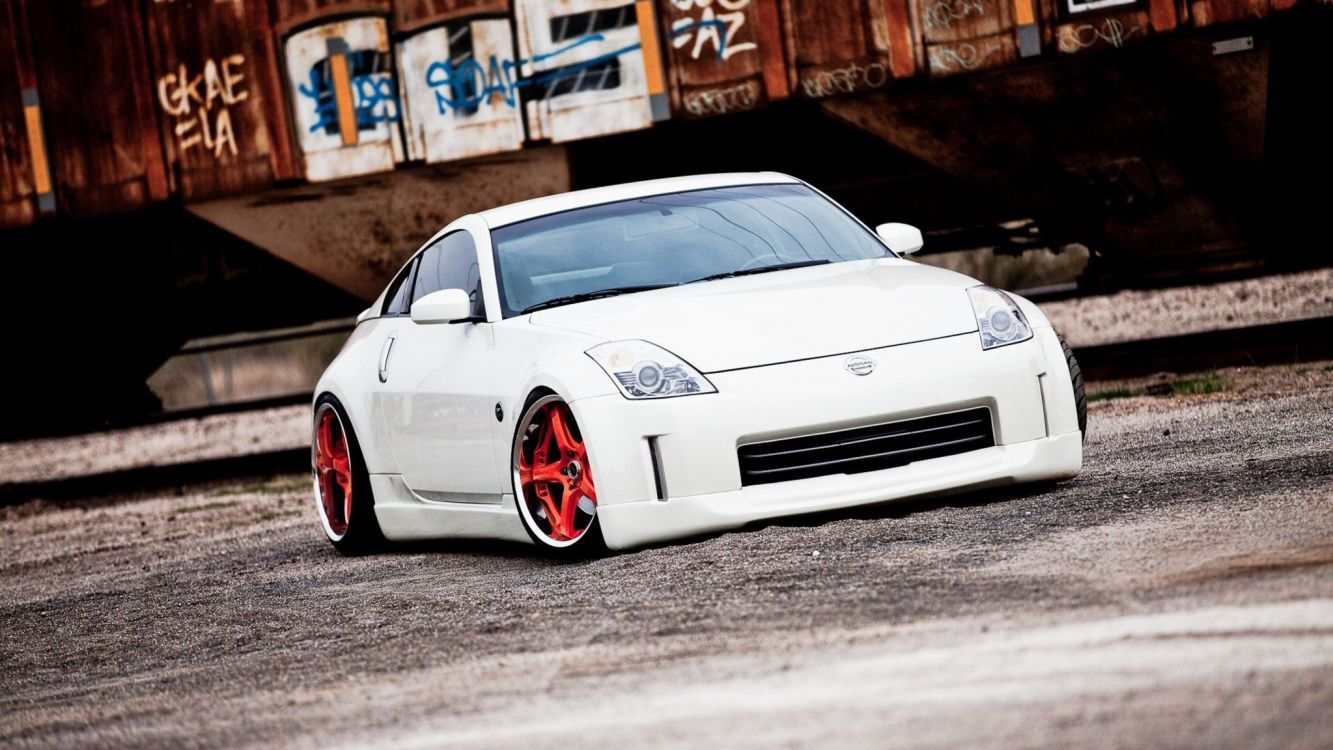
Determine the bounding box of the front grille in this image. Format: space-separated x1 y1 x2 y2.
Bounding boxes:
737 407 995 486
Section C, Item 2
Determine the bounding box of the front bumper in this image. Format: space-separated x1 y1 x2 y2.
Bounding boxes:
572 327 1082 550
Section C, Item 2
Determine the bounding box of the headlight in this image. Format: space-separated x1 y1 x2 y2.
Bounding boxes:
967 286 1033 350
586 340 717 399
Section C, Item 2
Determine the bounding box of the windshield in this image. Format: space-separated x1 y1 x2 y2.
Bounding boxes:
490 183 892 317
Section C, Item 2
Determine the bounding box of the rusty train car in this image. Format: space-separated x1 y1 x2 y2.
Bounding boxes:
1 0 1330 432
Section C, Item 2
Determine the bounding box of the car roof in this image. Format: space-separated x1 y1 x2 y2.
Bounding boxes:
478 172 802 229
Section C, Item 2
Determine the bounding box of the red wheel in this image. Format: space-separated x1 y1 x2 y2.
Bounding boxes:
312 396 382 553
314 403 353 539
512 394 600 549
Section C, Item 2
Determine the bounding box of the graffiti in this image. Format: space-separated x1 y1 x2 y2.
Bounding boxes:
922 0 986 31
684 81 758 115
427 54 516 114
669 0 757 61
283 18 403 181
424 23 717 117
425 34 615 115
799 61 889 98
398 19 524 164
298 50 400 135
928 42 1001 72
1058 18 1141 51
157 54 247 160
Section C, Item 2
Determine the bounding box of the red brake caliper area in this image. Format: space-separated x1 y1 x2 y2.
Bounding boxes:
314 410 353 536
518 402 597 542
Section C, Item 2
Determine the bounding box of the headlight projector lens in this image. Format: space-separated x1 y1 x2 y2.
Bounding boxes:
967 286 1034 350
587 341 718 399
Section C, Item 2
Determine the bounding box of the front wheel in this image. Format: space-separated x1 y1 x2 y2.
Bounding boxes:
511 392 605 554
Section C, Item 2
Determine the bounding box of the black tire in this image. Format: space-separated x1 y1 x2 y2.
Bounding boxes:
511 389 607 557
1056 331 1088 439
313 394 385 555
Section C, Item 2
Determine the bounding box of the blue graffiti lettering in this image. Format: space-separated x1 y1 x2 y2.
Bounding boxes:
426 55 519 115
298 50 401 135
426 21 728 117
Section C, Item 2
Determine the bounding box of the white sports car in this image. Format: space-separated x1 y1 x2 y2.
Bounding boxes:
312 173 1085 554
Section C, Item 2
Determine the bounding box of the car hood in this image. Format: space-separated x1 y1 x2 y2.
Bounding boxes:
527 258 982 372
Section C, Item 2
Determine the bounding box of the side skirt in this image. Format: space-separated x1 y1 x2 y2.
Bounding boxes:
370 474 532 544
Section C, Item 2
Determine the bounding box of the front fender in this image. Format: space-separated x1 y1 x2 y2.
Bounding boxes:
313 320 399 475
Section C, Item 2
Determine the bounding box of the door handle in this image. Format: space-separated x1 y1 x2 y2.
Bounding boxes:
378 335 395 383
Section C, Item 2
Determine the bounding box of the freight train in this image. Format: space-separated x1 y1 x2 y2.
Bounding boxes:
1 0 1329 434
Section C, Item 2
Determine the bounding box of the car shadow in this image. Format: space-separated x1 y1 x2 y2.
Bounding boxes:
372 480 1075 562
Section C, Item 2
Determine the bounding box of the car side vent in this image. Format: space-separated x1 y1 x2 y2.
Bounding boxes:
737 408 994 486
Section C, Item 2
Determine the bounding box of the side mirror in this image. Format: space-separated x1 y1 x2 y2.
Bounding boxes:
875 222 924 256
410 288 473 324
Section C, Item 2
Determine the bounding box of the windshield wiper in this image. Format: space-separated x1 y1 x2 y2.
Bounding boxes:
683 259 830 285
519 285 672 315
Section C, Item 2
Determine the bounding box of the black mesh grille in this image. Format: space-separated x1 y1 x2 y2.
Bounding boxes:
738 408 995 486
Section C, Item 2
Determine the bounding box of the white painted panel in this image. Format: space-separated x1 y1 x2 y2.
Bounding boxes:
515 0 653 143
284 17 404 182
397 19 526 164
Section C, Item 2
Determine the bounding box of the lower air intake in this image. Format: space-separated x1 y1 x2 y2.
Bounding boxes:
738 407 995 486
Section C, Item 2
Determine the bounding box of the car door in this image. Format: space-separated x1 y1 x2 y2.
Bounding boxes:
377 230 504 504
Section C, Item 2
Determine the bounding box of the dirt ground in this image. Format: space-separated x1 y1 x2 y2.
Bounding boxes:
2 362 1331 749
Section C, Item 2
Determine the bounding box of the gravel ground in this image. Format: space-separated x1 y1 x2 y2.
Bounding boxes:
1043 267 1333 346
0 406 307 485
2 362 1330 748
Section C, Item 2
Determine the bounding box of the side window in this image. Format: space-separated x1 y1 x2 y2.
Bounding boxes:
412 231 485 317
381 258 419 316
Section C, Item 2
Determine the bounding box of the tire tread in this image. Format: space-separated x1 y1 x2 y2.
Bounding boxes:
1056 331 1088 439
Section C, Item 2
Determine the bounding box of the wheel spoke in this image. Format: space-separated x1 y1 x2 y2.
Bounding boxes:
549 407 580 453
533 408 555 462
520 460 563 485
560 486 581 534
331 453 351 479
578 475 597 503
534 484 564 539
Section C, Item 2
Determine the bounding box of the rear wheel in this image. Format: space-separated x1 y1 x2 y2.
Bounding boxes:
313 395 383 554
511 392 604 554
1056 331 1088 439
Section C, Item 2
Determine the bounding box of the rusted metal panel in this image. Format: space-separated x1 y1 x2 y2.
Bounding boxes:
1042 0 1178 55
513 0 665 143
394 0 508 33
1189 0 1269 26
1056 9 1154 54
21 0 169 217
271 0 392 34
659 0 789 119
913 0 1019 76
396 13 526 162
143 0 296 201
0 0 38 227
1147 0 1178 30
926 34 1018 73
919 0 1013 43
779 0 895 98
283 17 405 181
